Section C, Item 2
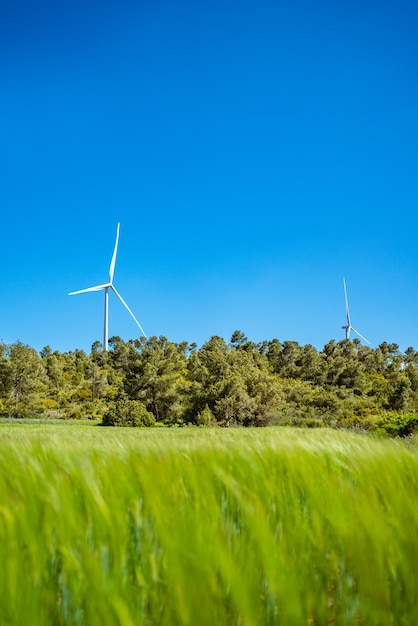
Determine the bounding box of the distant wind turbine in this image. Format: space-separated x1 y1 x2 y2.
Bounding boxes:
341 278 370 344
69 223 146 351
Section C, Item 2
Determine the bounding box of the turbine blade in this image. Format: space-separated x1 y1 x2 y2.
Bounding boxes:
111 285 147 337
343 278 351 326
69 283 110 295
109 223 120 284
351 327 370 344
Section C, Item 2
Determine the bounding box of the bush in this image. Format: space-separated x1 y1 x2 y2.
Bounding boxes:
336 414 377 431
373 413 418 438
303 418 327 428
196 404 217 426
64 406 83 420
102 399 155 427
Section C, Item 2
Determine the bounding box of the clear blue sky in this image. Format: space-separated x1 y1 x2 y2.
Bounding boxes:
1 0 417 353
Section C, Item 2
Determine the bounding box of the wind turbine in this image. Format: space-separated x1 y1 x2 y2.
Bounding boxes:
69 223 146 351
341 278 370 344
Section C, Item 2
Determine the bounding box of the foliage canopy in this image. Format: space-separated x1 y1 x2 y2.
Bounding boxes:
1 334 418 434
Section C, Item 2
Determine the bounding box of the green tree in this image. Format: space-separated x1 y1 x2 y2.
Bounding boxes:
386 373 411 411
187 336 281 426
0 342 46 417
124 336 188 423
196 404 217 426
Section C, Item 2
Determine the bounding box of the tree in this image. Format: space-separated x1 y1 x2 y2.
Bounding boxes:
196 404 217 426
0 342 46 417
187 336 281 426
386 373 411 411
297 344 323 383
89 361 108 401
124 336 188 423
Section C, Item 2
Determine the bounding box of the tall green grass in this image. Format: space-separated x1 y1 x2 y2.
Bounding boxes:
0 424 417 625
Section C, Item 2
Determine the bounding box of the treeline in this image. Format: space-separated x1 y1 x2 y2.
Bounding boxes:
1 332 418 433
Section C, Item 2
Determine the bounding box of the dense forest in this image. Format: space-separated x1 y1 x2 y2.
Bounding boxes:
1 332 418 435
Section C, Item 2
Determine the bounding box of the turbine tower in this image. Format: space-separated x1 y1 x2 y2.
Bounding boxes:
341 278 370 344
69 223 146 351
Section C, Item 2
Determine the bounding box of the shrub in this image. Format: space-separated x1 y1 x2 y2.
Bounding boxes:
374 413 418 438
303 418 326 428
64 406 83 420
336 414 377 431
102 399 155 427
196 404 217 426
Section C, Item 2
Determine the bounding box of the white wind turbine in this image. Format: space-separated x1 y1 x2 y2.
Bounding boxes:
69 223 146 351
341 278 370 344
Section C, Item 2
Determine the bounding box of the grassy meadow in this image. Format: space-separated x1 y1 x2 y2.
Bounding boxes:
0 422 417 625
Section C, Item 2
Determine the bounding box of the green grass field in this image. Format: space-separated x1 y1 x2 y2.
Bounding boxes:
0 422 417 625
